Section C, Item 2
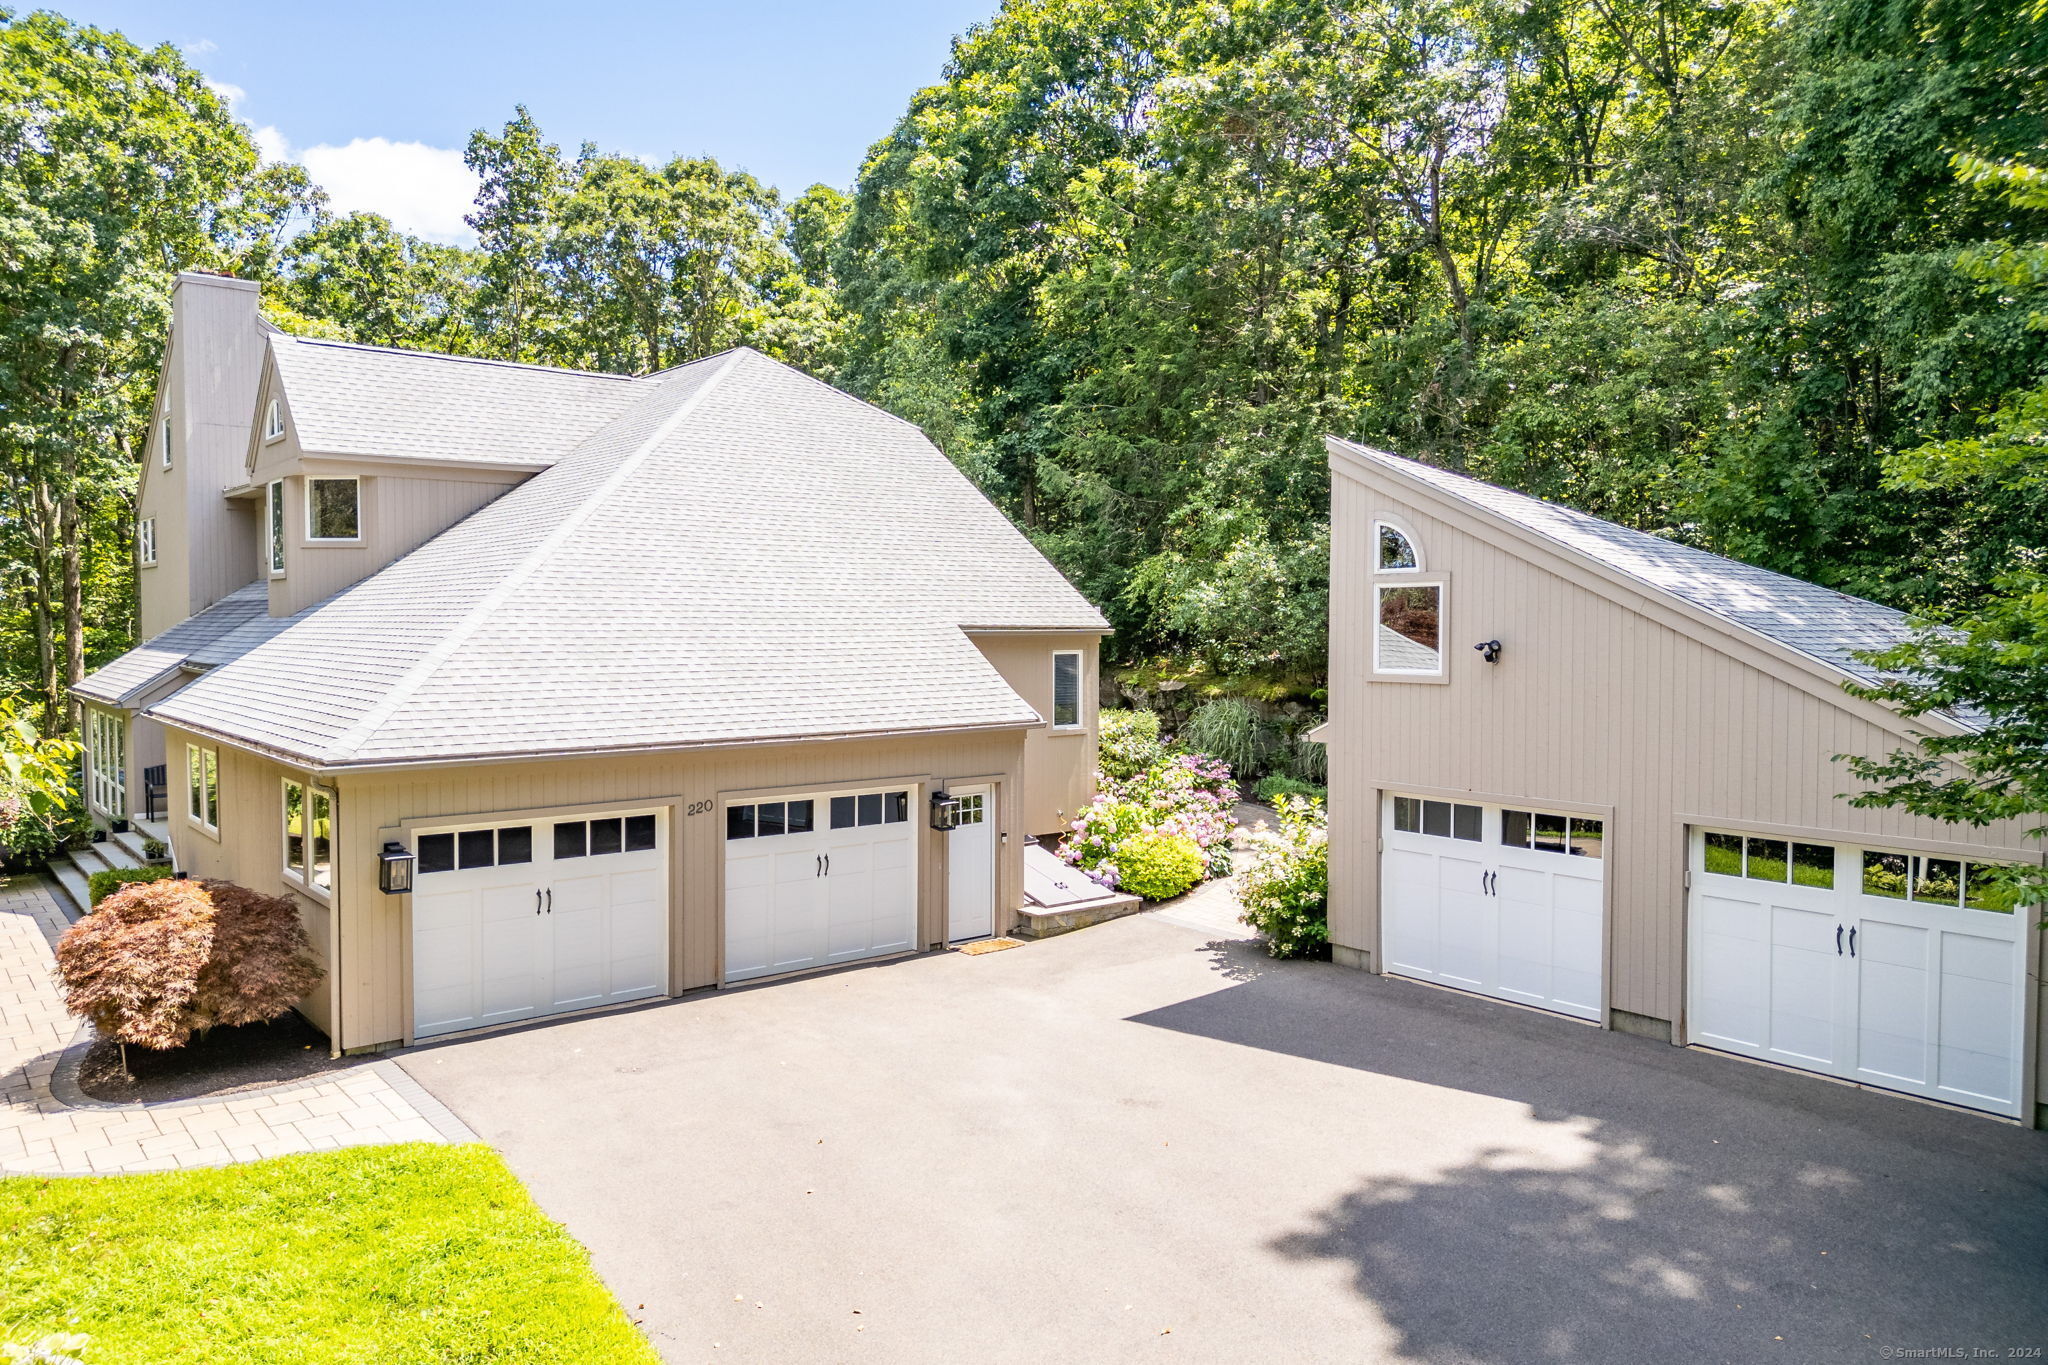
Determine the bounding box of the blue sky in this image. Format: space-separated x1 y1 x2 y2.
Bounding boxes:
63 0 999 241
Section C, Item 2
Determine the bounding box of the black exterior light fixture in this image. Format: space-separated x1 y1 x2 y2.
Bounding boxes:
930 790 964 831
378 840 416 895
1474 639 1503 663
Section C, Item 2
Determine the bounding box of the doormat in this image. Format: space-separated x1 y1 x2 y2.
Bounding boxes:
958 937 1025 956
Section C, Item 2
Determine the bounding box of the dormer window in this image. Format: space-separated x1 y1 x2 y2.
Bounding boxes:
306 477 360 541
1377 521 1418 572
160 414 172 469
264 398 285 441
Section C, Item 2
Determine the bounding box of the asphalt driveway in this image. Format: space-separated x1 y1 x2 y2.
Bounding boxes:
400 911 2048 1364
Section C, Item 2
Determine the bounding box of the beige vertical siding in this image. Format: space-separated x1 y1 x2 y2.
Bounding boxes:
1325 458 2042 1053
170 727 1033 1051
969 633 1101 836
158 730 337 1038
138 275 267 639
270 469 523 616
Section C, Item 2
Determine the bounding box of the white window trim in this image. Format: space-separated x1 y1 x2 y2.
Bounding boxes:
160 414 173 470
266 480 285 576
282 776 335 899
1374 518 1422 574
1050 649 1084 731
186 742 220 837
1372 577 1449 681
303 475 363 544
263 398 285 442
138 518 156 568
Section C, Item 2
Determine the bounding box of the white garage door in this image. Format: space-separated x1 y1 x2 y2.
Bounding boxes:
411 810 668 1039
1381 794 1605 1021
724 785 919 983
1687 830 2027 1117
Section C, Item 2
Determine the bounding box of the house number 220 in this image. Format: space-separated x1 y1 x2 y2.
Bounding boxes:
685 800 714 817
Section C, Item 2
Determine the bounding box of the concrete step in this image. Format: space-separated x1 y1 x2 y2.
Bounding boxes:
132 813 170 846
48 857 90 921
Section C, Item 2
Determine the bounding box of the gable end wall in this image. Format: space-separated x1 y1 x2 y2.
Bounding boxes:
1327 460 2043 1034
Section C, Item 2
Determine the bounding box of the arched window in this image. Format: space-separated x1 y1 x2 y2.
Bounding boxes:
264 398 285 441
1376 521 1418 572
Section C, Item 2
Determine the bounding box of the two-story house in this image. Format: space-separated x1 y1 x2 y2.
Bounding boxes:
74 271 1108 1054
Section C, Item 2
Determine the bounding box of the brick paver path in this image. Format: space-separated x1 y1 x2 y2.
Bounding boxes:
0 874 472 1176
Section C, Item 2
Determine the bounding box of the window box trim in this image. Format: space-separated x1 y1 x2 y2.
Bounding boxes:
1050 649 1084 731
304 474 363 545
1370 573 1451 685
186 742 220 839
266 480 286 577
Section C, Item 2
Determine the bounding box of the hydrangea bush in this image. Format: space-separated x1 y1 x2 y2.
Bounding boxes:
1063 750 1240 895
1237 796 1330 958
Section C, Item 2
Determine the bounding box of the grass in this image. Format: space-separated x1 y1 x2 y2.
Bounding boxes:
0 1143 659 1364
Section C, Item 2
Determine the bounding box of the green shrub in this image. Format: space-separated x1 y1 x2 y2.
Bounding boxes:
1114 831 1206 901
1178 698 1267 775
1097 707 1165 781
1238 796 1329 958
1254 774 1326 804
141 838 168 861
88 864 175 906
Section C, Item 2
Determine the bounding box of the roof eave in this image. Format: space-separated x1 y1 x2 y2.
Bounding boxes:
1326 437 1977 744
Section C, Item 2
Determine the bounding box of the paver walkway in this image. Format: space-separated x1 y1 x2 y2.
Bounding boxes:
0 873 471 1177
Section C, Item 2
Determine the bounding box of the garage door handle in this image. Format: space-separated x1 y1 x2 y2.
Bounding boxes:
1848 926 1856 957
1836 924 1843 955
824 853 831 876
535 890 542 916
547 888 553 914
815 855 822 878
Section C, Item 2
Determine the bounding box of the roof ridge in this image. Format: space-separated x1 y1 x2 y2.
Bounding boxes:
278 333 642 382
322 350 748 761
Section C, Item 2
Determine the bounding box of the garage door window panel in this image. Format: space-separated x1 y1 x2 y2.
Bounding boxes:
498 827 533 864
591 818 623 855
1395 797 1480 841
626 814 658 850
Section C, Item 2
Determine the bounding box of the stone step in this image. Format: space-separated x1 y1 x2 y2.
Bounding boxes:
1012 892 1145 940
48 857 90 921
72 839 143 875
131 813 170 846
111 826 164 865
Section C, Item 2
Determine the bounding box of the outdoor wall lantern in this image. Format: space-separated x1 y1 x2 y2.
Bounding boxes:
930 791 964 831
378 840 416 895
1474 639 1503 664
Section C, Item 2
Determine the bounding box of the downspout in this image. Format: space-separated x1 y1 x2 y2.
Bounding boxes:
328 779 343 1060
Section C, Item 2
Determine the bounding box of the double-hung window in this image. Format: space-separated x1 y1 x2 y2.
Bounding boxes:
1051 650 1083 729
266 480 285 574
138 518 156 567
282 779 333 893
187 743 219 833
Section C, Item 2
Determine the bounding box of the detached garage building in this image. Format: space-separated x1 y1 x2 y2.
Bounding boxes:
74 273 1107 1054
1323 438 2043 1122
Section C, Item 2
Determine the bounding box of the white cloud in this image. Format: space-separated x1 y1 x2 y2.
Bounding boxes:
298 138 480 244
183 38 219 56
206 79 245 110
252 125 292 166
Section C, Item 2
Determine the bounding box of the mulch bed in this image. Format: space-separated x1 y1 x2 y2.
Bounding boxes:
74 1011 366 1105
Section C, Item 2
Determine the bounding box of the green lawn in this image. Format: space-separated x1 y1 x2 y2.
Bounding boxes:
0 1143 660 1364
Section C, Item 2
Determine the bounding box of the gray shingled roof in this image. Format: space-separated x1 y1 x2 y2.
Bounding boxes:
1336 440 1924 690
73 583 271 708
148 348 1109 766
268 335 643 468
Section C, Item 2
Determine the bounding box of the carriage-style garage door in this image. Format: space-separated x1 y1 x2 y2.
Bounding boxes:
1686 830 2027 1117
411 808 669 1039
724 785 919 983
1381 793 1606 1021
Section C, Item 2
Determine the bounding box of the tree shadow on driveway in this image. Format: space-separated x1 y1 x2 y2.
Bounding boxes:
1128 958 2048 1365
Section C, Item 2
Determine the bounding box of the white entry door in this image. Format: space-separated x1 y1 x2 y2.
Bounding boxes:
411 809 669 1039
947 786 995 942
1686 830 2028 1117
1381 794 1605 1022
724 785 919 983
